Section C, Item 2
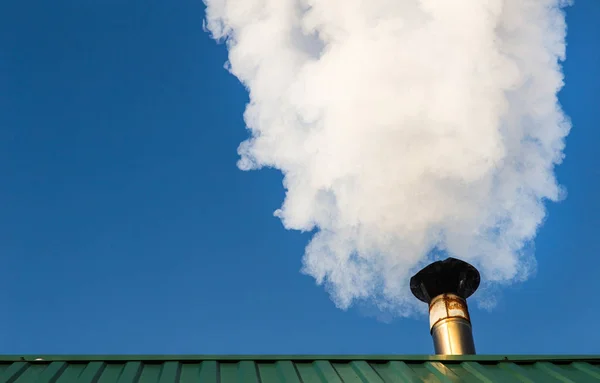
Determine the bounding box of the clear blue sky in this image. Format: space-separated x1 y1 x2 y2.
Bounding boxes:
0 1 598 355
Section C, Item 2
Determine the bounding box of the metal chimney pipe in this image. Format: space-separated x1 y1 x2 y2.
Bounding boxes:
410 257 480 355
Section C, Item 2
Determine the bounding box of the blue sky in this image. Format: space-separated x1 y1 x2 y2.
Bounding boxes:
0 1 598 355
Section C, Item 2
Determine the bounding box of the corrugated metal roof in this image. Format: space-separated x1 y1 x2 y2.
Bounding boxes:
1 356 599 383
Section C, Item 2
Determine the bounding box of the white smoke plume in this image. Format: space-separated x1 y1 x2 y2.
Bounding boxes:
203 0 571 315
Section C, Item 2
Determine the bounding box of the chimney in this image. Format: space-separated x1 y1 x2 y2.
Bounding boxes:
410 257 480 355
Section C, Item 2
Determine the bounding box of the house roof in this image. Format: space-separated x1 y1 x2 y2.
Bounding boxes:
1 355 599 383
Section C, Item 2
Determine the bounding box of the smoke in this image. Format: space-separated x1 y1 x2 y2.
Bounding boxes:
203 0 571 315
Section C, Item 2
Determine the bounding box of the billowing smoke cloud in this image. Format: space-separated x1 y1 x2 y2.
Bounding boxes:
203 0 571 315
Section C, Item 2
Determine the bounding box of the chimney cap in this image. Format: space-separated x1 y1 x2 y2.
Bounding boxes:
410 257 480 303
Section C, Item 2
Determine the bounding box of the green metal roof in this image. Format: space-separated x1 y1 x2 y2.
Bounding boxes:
1 355 599 383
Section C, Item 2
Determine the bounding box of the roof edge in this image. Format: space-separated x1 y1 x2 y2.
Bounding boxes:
2 355 600 363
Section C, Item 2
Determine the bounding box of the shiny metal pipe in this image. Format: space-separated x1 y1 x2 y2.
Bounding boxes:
410 257 480 355
428 293 476 355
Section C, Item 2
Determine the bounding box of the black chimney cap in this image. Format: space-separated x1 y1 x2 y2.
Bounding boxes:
410 257 480 303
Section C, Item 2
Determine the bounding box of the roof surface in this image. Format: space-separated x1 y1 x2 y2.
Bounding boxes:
1 355 599 383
